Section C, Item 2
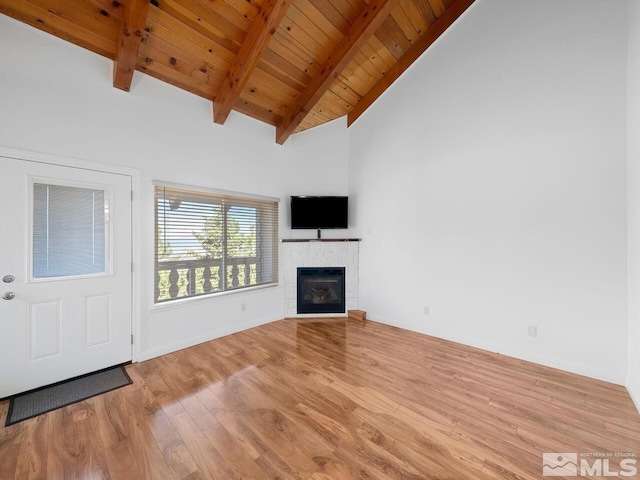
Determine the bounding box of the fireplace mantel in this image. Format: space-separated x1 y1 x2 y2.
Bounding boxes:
281 238 361 243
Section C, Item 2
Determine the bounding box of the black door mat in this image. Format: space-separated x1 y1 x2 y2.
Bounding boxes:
5 364 132 426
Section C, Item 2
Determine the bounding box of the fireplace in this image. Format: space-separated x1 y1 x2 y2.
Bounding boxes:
297 267 346 314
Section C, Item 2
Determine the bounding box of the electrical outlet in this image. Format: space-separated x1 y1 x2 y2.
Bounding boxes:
241 303 247 312
423 306 430 315
528 325 537 337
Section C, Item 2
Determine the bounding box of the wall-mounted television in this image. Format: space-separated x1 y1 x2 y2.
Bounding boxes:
290 196 348 230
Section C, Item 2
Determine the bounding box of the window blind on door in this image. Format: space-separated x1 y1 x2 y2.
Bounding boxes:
33 183 107 279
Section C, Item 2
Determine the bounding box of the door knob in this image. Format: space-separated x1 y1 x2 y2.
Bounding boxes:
2 292 15 300
2 275 14 283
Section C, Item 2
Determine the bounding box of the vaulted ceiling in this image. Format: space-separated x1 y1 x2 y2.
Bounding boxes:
0 0 474 143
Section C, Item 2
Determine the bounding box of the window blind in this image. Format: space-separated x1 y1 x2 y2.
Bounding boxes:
154 185 279 303
33 184 106 278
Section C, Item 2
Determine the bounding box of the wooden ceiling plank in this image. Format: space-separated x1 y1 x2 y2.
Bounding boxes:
48 0 122 39
147 7 236 64
391 5 420 43
296 115 327 132
213 0 293 124
355 49 386 77
414 0 436 25
222 0 262 21
317 89 352 117
336 66 372 96
343 0 367 16
295 108 333 133
374 22 405 60
332 75 363 99
360 41 393 74
349 52 383 84
113 0 149 91
331 84 360 114
236 86 290 117
234 96 283 126
327 0 359 26
399 0 428 35
137 56 215 100
367 34 401 68
142 30 224 84
250 67 301 99
275 0 402 144
357 46 384 75
428 0 447 17
145 18 231 75
267 36 320 80
382 15 413 52
261 48 313 85
348 0 475 126
285 4 337 54
0 0 117 58
163 0 249 40
278 12 333 63
308 0 350 33
5 0 121 41
5 0 120 41
329 81 360 107
139 41 225 90
85 0 124 21
197 0 255 32
271 30 322 77
256 60 306 92
157 0 241 54
343 58 380 93
248 73 299 105
295 0 343 44
272 29 316 67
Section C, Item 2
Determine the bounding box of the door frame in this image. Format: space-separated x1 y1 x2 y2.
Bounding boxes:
0 145 142 362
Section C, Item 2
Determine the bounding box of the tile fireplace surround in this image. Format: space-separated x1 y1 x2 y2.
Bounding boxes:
282 239 360 317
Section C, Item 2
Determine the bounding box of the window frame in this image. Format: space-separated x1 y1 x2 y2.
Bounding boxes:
28 176 114 283
153 182 279 304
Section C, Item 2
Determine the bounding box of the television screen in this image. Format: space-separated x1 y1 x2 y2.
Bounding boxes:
291 196 348 229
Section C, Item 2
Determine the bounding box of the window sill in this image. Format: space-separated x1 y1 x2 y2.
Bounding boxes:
150 282 280 312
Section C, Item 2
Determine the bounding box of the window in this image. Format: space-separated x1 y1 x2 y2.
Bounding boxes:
32 183 108 279
154 185 279 303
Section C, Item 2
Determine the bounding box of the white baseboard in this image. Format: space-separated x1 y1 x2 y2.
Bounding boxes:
626 378 640 414
369 315 626 386
136 315 280 362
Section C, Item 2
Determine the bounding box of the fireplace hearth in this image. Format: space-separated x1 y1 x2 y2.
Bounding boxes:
297 267 346 314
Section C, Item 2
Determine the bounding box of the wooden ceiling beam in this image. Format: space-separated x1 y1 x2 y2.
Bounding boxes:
275 0 402 145
348 0 476 126
213 0 294 125
113 0 149 91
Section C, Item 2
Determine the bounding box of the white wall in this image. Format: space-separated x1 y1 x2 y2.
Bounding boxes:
0 14 349 360
349 0 629 383
627 0 640 406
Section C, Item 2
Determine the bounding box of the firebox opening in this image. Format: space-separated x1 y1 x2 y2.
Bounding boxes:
297 267 346 314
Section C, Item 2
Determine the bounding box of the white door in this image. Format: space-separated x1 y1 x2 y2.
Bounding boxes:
0 157 132 398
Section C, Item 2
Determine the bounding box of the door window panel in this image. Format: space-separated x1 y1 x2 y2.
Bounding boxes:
32 183 107 278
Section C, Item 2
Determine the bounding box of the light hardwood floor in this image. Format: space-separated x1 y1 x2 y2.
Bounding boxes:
1 318 639 479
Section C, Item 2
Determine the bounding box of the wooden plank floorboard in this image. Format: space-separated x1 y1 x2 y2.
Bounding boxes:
1 317 639 479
